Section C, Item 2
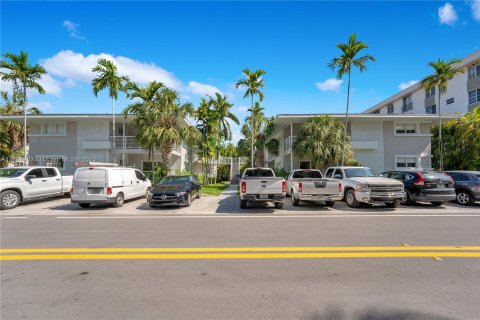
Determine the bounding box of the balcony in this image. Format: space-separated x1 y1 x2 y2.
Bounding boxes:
110 136 183 154
283 135 297 153
402 103 413 113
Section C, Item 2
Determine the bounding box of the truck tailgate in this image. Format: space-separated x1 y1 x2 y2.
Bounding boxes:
299 179 339 195
244 178 284 194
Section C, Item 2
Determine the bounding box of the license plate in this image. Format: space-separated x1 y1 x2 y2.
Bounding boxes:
436 184 444 189
259 194 268 199
88 188 103 194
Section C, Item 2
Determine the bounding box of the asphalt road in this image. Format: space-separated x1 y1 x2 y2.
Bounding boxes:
1 188 480 320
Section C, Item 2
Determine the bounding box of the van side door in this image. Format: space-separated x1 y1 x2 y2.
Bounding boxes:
120 169 135 200
134 169 148 197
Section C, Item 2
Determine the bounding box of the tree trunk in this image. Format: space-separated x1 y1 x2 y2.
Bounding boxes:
23 84 27 165
161 143 173 175
341 71 351 166
251 95 254 167
112 97 116 164
438 92 443 171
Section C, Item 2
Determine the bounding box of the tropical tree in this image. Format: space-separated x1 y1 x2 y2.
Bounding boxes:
208 92 239 141
420 58 464 171
92 58 129 163
122 81 165 162
293 115 352 169
328 34 375 166
235 68 266 166
0 51 47 163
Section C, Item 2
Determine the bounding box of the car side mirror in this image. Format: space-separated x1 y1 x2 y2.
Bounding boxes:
25 175 35 181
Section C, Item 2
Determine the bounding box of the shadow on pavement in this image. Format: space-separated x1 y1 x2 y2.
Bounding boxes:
136 203 185 211
307 306 454 320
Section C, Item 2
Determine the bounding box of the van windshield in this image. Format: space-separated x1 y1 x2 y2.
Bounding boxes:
0 168 27 177
75 169 106 180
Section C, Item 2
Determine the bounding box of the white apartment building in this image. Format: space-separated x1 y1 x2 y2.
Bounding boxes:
363 50 480 115
2 114 198 175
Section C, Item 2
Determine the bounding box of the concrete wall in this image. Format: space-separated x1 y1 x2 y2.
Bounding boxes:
350 121 385 173
76 119 111 167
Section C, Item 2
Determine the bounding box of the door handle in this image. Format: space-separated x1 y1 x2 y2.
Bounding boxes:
137 181 139 183
42 179 47 182
56 179 61 181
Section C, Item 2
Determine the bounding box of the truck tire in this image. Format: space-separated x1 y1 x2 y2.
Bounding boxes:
431 201 443 207
325 201 335 207
402 190 414 206
291 191 300 206
240 199 247 209
113 193 124 208
1 190 20 210
275 202 284 209
345 190 360 208
385 200 400 208
78 203 90 208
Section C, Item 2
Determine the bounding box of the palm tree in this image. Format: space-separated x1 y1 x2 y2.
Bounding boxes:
328 34 375 166
92 58 129 164
235 68 266 166
293 115 352 169
420 58 464 171
122 81 165 162
208 92 240 141
0 51 47 163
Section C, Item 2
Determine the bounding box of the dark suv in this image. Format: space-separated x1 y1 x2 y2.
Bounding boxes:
380 171 456 206
444 171 480 206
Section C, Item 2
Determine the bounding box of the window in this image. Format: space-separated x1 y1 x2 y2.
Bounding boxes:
333 169 343 179
34 156 65 170
299 161 311 169
244 169 274 177
27 168 45 178
395 123 417 134
45 168 57 177
325 168 334 178
468 64 480 79
42 123 66 135
446 98 454 105
425 105 436 114
451 174 470 182
395 156 417 169
387 105 394 114
134 170 145 180
469 89 480 105
425 86 435 98
402 95 413 113
373 110 380 114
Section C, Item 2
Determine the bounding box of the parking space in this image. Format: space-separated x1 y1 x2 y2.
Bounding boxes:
1 185 478 217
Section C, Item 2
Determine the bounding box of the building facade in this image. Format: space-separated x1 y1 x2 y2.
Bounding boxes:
267 114 459 174
363 50 480 115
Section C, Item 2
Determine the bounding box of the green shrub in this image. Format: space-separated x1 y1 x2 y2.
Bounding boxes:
346 159 363 167
274 167 288 178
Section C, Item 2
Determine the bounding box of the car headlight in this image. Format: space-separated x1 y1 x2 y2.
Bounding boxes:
355 184 370 192
176 192 187 197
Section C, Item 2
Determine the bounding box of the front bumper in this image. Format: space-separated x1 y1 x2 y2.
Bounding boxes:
242 194 285 202
147 193 187 206
299 194 343 202
355 191 405 203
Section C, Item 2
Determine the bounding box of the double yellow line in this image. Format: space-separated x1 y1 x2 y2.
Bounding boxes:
1 246 480 260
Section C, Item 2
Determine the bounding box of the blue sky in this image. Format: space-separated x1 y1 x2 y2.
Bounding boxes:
1 1 480 141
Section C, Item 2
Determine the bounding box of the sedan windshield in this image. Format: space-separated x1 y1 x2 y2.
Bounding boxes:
160 176 190 185
344 168 375 178
0 168 27 178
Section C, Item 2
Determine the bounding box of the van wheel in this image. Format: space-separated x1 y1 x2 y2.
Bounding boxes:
184 192 192 207
431 202 443 207
291 191 300 206
1 190 20 210
385 200 400 208
240 199 247 209
113 193 124 208
325 201 335 207
275 202 284 209
345 190 360 208
78 203 90 208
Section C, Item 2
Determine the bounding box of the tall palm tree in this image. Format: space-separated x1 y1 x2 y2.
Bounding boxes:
235 68 266 166
208 92 239 141
0 51 46 163
328 34 375 166
122 81 165 162
420 58 464 171
92 58 129 163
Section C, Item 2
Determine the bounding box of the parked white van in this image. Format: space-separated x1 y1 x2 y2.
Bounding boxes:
71 167 151 208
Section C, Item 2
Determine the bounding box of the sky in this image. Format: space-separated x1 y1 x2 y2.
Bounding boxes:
1 1 480 142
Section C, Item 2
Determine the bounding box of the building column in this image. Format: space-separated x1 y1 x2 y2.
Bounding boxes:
290 122 293 171
122 121 126 165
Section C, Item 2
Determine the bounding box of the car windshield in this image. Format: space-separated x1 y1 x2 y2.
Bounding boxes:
160 176 189 185
344 168 376 178
0 168 28 177
244 169 274 177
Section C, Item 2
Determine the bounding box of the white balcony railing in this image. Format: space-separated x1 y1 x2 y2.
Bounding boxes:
283 135 297 153
110 136 183 152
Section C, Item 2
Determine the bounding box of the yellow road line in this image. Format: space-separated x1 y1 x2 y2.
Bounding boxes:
1 246 480 254
1 252 480 261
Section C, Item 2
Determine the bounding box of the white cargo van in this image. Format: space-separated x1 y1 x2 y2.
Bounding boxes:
71 167 151 208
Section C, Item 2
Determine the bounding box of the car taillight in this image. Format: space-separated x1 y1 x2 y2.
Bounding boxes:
70 188 73 194
338 182 342 193
282 180 286 193
241 181 246 193
443 173 454 184
414 172 425 185
298 182 303 193
107 187 112 195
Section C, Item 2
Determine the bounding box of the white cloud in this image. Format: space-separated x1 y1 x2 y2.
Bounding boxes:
30 101 52 112
315 78 343 92
63 20 85 40
41 50 183 90
438 3 458 25
187 81 222 96
398 80 419 90
37 74 62 96
471 0 480 21
234 105 249 113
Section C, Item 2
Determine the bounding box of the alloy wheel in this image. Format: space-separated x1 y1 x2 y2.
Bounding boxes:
457 192 470 205
2 193 18 207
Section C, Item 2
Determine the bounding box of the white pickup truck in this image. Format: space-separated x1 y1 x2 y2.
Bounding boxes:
239 168 286 209
0 166 73 210
324 166 405 208
286 169 343 207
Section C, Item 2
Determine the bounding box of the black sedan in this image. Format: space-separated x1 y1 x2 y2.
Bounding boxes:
444 171 480 206
380 170 456 206
147 175 201 207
